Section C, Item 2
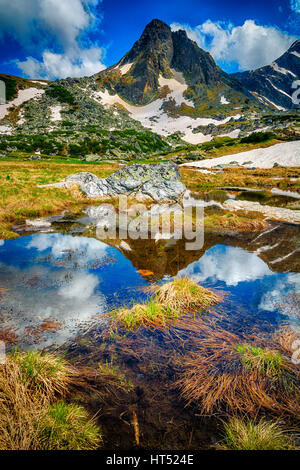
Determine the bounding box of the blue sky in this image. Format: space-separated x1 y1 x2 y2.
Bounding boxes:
0 0 299 79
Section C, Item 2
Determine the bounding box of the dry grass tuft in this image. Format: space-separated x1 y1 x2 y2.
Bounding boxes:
110 278 221 330
175 324 300 417
155 278 221 313
0 356 44 449
0 351 101 450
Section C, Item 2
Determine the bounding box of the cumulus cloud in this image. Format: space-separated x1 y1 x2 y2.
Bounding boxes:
27 233 109 263
171 19 298 71
0 0 106 79
178 245 273 286
18 47 106 80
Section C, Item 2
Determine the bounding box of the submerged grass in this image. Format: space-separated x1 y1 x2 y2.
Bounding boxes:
0 351 102 450
175 325 300 417
97 357 134 392
220 417 296 450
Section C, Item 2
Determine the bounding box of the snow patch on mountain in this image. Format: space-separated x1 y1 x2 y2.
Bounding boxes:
30 81 48 86
158 70 193 106
266 79 292 100
220 96 230 104
17 110 26 125
252 92 286 111
181 141 300 169
119 63 134 75
94 70 242 144
0 88 45 121
219 128 241 138
271 62 296 78
0 125 13 135
50 105 63 122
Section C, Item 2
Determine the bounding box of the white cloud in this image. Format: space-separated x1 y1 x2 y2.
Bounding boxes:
178 245 273 286
18 47 106 80
171 20 298 71
259 273 300 313
27 233 109 262
0 0 106 79
59 272 99 300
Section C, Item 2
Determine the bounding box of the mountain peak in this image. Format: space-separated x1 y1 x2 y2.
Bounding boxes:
119 18 173 67
96 17 257 109
143 18 170 32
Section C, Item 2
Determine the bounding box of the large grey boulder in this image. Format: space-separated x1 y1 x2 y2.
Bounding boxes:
137 180 186 202
52 163 186 203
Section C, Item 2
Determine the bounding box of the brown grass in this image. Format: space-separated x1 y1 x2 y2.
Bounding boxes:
154 277 221 312
204 211 269 231
0 351 101 450
181 166 300 193
175 324 300 418
0 161 120 239
0 357 44 449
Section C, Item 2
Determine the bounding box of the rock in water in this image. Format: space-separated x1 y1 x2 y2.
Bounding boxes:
55 162 186 203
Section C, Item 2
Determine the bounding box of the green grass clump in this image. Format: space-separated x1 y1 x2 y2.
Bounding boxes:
110 296 179 329
110 278 221 330
235 344 284 378
39 401 102 450
240 131 275 144
12 350 72 399
220 417 295 450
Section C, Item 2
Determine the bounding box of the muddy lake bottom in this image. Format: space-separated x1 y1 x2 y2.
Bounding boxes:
0 207 299 449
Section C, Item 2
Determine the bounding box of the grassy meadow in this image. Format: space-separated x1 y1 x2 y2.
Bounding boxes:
0 157 299 239
0 160 120 239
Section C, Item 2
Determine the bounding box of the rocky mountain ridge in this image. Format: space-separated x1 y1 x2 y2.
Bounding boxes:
232 40 300 111
0 19 299 152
